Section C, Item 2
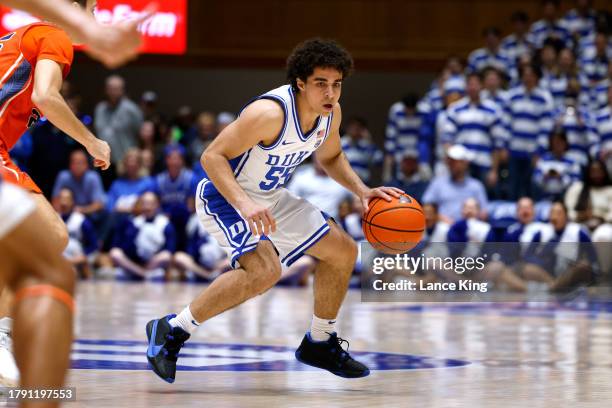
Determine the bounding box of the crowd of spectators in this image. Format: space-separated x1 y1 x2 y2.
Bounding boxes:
8 0 611 285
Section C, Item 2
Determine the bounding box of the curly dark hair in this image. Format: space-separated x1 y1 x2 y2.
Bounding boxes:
286 38 354 92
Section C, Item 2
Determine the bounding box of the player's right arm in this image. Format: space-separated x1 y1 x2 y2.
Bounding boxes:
32 59 110 170
2 0 153 68
200 99 282 236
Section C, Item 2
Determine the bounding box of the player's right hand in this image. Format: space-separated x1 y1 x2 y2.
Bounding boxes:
87 139 111 170
83 4 157 69
238 200 277 236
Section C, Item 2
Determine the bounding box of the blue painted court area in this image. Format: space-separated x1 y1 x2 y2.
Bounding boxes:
71 339 470 372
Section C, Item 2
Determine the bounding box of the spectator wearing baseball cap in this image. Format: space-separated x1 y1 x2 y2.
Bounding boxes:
422 145 489 223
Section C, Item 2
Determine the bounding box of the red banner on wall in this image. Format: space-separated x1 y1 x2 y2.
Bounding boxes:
0 0 187 55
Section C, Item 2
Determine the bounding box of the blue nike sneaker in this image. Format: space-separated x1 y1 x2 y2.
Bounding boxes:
146 314 190 383
295 332 370 378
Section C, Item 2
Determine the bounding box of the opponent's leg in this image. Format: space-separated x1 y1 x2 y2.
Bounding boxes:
0 208 75 408
29 192 69 253
145 240 281 383
294 220 369 378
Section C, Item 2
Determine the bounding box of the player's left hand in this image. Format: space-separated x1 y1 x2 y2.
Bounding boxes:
360 186 404 212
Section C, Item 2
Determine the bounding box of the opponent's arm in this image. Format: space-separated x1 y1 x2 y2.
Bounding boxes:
32 59 110 169
2 0 153 68
200 99 282 235
316 104 403 211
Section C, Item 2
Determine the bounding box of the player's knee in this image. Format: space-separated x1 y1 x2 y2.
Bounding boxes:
246 256 281 294
336 232 358 268
55 224 69 251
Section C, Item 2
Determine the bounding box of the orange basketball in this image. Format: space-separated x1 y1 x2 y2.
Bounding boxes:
362 194 425 254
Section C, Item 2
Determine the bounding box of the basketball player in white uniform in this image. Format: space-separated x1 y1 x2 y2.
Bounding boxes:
146 39 403 381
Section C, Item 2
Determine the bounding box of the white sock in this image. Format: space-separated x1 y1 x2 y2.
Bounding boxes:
310 315 336 342
0 317 12 334
168 306 200 334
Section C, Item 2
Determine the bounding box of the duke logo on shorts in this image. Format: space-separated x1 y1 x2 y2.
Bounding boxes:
195 85 334 268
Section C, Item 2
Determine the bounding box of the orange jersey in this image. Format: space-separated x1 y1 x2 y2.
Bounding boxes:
0 23 73 151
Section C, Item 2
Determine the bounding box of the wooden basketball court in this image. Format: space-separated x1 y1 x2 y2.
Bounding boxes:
56 280 612 407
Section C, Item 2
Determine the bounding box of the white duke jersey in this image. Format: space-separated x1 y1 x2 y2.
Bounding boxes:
205 85 334 194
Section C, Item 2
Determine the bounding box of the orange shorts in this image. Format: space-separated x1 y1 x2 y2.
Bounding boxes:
0 147 42 194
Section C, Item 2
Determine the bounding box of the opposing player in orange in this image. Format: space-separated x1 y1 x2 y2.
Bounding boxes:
0 0 112 388
0 170 75 407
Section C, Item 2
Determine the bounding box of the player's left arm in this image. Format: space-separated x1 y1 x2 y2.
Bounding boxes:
316 104 404 211
32 59 110 170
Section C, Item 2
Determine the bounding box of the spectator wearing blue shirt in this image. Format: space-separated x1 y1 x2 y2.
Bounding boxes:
389 151 429 203
153 144 194 252
422 145 488 223
443 73 508 190
102 148 154 250
341 117 383 184
55 188 98 279
501 11 534 63
528 0 572 50
505 63 555 199
533 129 581 200
468 27 515 81
52 149 106 223
110 192 176 280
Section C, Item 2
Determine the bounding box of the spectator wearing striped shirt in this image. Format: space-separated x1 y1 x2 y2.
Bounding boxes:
581 62 611 112
468 27 515 81
560 0 597 41
433 91 463 177
578 31 612 87
533 128 581 200
538 40 575 110
481 67 510 110
385 95 424 182
555 80 598 168
341 117 383 184
528 0 572 50
589 85 612 176
443 73 508 191
501 11 534 63
505 63 555 200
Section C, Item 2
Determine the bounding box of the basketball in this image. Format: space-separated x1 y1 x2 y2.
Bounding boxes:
362 194 425 254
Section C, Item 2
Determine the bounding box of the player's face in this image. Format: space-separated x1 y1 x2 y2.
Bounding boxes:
299 67 343 116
